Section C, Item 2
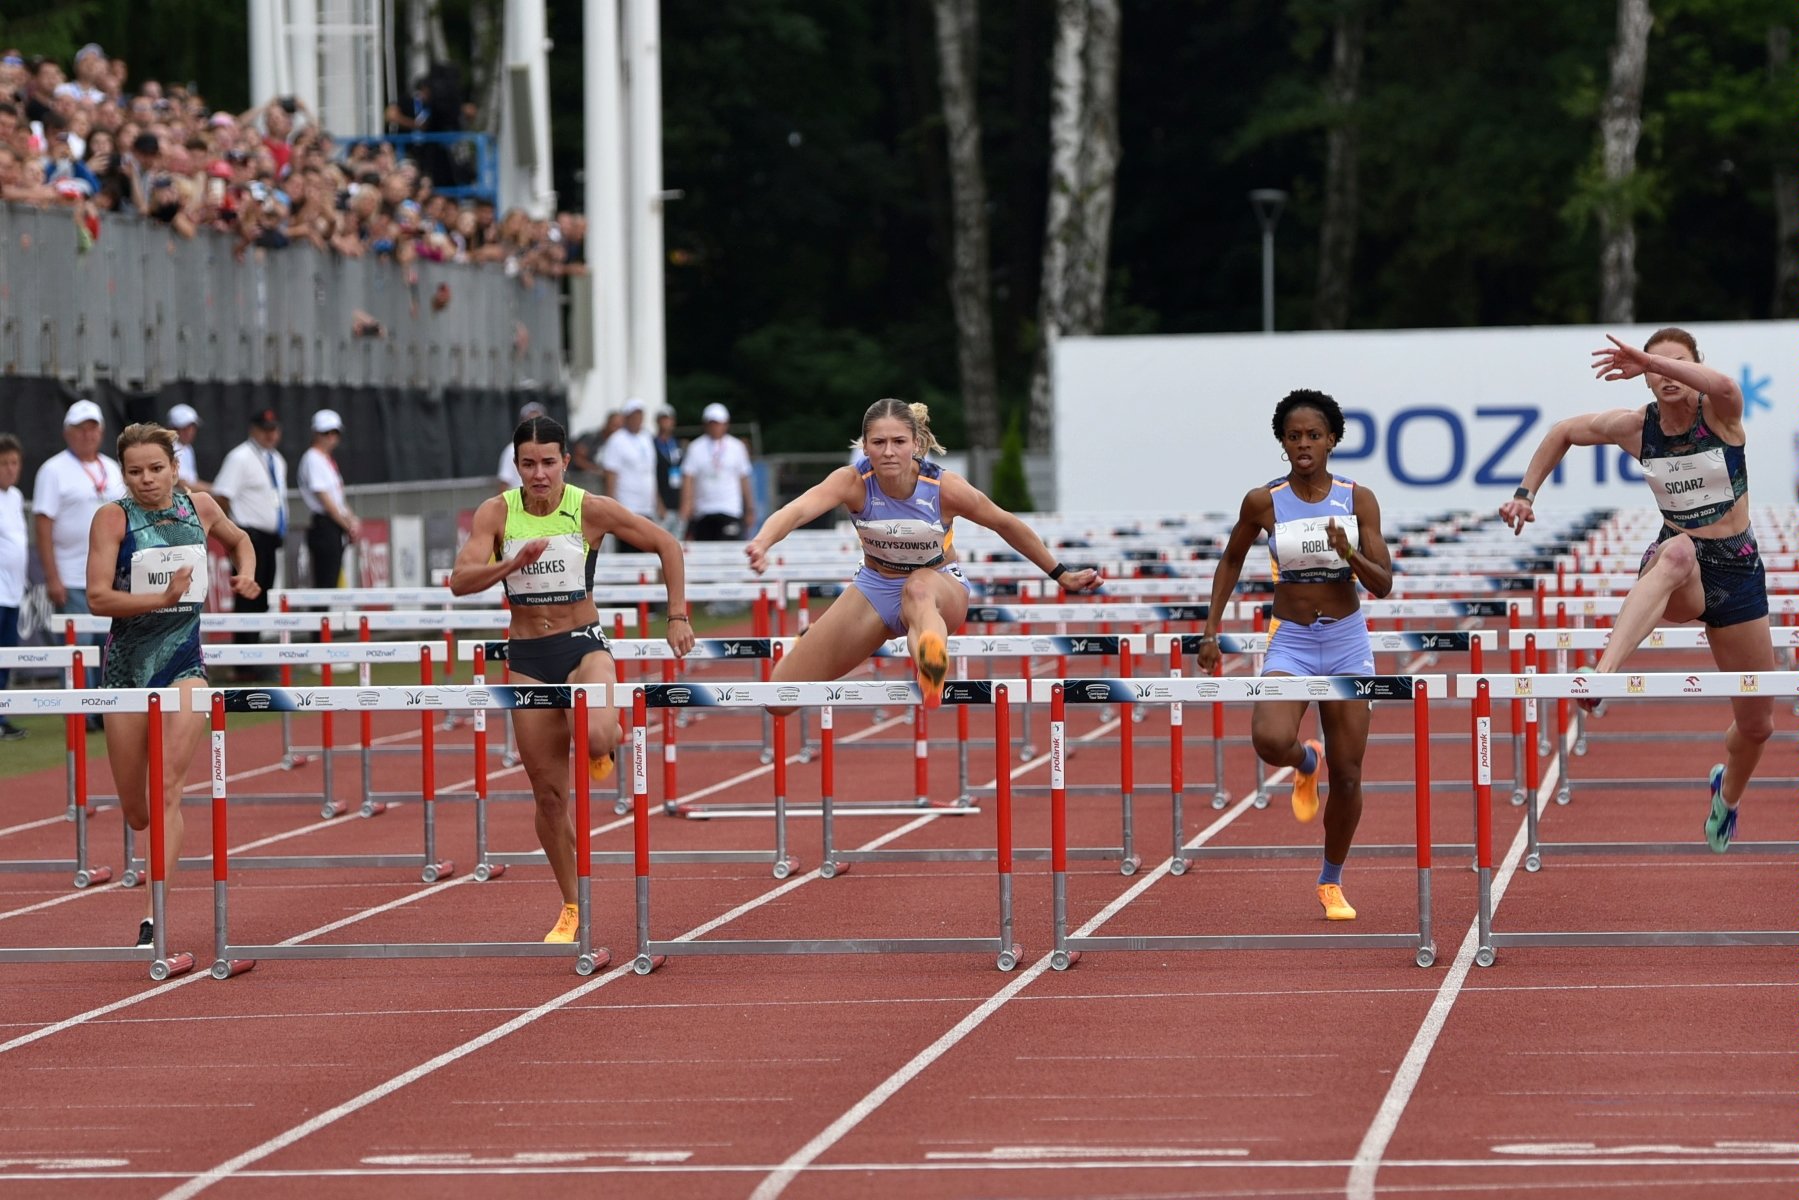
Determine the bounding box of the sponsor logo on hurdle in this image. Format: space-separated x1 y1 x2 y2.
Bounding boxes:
1197 680 1220 698
1627 675 1645 694
1568 675 1589 695
32 695 59 709
1648 631 1665 647
776 687 800 703
1739 674 1758 693
1682 675 1703 694
663 686 693 705
1354 679 1377 697
357 691 380 707
720 641 762 657
1307 679 1331 697
980 639 1002 653
824 685 849 702
1513 678 1533 697
1031 638 1054 654
1556 633 1572 648
405 689 445 707
710 686 752 704
1695 629 1709 645
1082 682 1115 702
1244 681 1265 697
886 683 914 703
245 692 273 711
80 697 114 710
292 691 320 708
467 689 492 708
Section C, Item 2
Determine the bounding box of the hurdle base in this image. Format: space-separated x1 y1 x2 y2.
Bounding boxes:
473 862 508 881
1183 841 1474 861
1528 840 1799 859
421 859 456 883
638 936 1013 969
1480 929 1798 962
216 940 611 968
0 860 113 887
150 952 195 981
1061 932 1432 961
209 958 257 979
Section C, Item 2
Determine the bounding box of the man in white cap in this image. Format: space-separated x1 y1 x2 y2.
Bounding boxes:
297 409 359 588
599 397 661 537
680 403 757 541
32 399 124 706
166 402 211 492
496 399 549 492
212 408 288 668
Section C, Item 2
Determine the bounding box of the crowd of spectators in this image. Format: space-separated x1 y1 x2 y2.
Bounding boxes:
0 42 585 286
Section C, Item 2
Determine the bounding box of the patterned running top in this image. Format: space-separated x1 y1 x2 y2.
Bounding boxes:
103 491 207 688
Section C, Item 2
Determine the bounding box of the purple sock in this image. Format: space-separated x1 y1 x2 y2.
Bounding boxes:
1299 742 1319 775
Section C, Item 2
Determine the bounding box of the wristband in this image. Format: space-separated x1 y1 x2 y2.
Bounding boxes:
1343 543 1357 562
1049 562 1068 582
1513 486 1533 502
667 614 691 623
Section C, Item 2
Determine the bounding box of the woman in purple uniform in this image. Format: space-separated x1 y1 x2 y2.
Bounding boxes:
1198 389 1394 921
747 399 1100 707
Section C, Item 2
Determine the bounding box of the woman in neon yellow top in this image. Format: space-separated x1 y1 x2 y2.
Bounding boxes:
452 415 693 943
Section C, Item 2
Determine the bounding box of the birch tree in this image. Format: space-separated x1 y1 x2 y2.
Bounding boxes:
1028 0 1120 452
932 0 1000 453
1313 0 1366 331
1597 0 1652 322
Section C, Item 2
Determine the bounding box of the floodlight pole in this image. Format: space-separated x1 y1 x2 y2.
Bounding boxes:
1249 188 1288 335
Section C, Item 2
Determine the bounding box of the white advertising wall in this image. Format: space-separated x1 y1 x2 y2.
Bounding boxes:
1054 322 1797 516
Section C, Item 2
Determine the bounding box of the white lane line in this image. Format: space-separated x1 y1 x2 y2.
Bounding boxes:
0 876 469 1057
1343 728 1567 1200
151 697 1086 1199
0 813 70 840
746 776 1274 1200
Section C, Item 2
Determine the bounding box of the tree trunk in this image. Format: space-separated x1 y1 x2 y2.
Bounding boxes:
1314 0 1366 331
932 0 1001 455
1028 0 1120 454
1598 0 1652 323
1771 25 1799 318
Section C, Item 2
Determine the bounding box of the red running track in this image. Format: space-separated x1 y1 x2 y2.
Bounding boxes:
0 643 1791 1199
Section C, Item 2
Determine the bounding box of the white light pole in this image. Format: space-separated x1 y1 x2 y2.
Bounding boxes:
1249 188 1288 335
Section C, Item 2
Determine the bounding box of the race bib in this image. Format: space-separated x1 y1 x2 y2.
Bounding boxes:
130 543 207 605
503 533 588 603
1273 515 1357 577
1642 448 1735 514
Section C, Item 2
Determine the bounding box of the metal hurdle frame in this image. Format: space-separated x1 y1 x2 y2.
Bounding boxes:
1460 672 1799 965
0 688 194 979
1043 675 1445 970
619 681 1024 974
0 647 113 888
204 684 610 977
462 649 809 882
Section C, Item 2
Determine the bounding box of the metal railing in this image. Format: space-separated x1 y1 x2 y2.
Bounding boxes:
0 201 563 391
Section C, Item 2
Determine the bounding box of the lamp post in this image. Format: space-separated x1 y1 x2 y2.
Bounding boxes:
1249 188 1288 335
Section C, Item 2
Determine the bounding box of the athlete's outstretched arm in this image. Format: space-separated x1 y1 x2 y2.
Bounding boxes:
1500 407 1642 534
449 496 541 595
937 473 1100 592
1593 335 1742 421
744 467 863 574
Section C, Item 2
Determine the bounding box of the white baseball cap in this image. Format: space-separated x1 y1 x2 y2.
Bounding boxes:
63 399 103 427
621 398 647 416
311 409 343 434
168 403 201 429
702 403 730 424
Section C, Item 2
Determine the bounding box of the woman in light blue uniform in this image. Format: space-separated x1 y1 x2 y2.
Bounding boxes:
1199 390 1394 921
747 399 1101 708
1501 327 1771 854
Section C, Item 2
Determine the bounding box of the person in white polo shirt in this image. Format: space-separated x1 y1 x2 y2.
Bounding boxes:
599 397 661 531
212 408 288 661
297 409 360 588
680 402 756 541
166 403 212 493
33 399 125 706
0 433 28 739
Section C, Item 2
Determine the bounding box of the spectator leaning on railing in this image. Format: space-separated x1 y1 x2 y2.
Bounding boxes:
0 41 589 299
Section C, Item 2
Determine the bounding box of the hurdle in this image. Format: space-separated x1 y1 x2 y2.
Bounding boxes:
204 684 609 977
1460 672 1799 965
1044 675 1444 969
0 688 194 980
620 681 1024 974
0 647 114 888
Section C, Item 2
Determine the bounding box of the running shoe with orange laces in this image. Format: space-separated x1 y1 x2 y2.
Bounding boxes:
1291 738 1324 823
915 630 949 708
543 903 581 943
589 749 616 784
1316 883 1356 921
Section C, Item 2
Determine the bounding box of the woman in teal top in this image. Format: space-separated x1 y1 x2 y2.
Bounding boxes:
87 422 260 946
451 415 693 944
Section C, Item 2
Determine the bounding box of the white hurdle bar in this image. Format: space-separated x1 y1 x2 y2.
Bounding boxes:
0 647 111 888
0 688 193 979
1457 672 1799 966
1037 675 1445 970
617 681 1025 974
202 685 612 977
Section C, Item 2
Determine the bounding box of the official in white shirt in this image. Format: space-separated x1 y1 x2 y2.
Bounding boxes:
211 408 288 649
32 399 125 701
0 434 28 737
297 409 360 588
599 398 660 522
680 403 757 540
